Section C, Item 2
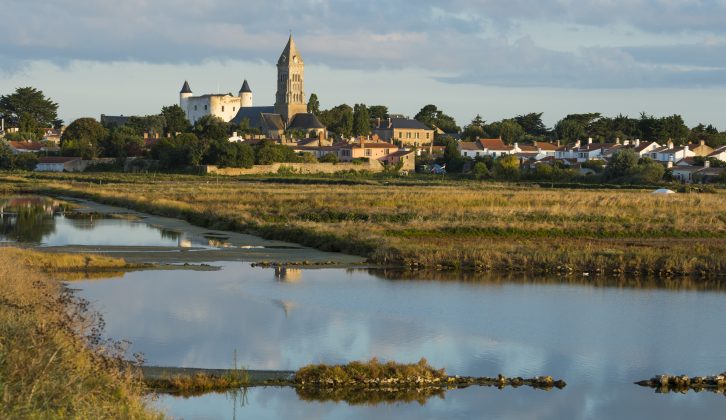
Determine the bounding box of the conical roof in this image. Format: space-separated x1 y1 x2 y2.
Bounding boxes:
278 34 303 66
239 80 252 93
180 81 192 94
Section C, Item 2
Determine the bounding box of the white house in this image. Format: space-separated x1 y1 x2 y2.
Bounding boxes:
35 157 83 172
708 146 726 161
458 138 513 159
649 141 695 163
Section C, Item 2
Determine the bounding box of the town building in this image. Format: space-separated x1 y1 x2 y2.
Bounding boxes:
457 138 513 159
372 118 435 147
35 157 84 172
179 35 325 140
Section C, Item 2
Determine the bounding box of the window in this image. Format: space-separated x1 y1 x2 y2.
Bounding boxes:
384 149 389 154
398 132 402 139
415 132 419 139
407 132 411 139
365 149 372 157
233 107 235 111
426 133 430 139
204 105 207 110
222 106 225 112
194 105 198 111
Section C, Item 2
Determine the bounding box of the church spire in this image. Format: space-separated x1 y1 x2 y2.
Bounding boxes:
278 34 303 66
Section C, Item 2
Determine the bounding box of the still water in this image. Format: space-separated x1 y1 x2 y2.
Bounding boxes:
72 265 726 419
4 196 725 419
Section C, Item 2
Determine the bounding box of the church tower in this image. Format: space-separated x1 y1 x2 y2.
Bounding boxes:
275 34 308 124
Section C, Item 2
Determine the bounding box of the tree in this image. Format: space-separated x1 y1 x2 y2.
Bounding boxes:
493 155 520 180
151 132 206 169
657 115 689 145
484 119 525 144
254 140 300 164
0 87 59 128
319 153 339 163
0 142 13 169
368 105 389 121
628 158 665 184
161 105 190 134
126 115 165 137
605 149 638 179
555 119 586 142
308 93 320 115
441 137 465 172
352 103 371 137
414 105 460 133
61 118 108 158
203 139 254 168
515 113 548 136
318 104 353 138
193 115 230 141
100 126 144 158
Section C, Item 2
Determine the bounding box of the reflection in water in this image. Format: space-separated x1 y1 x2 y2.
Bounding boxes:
295 386 445 406
370 268 726 292
275 266 302 283
0 197 59 243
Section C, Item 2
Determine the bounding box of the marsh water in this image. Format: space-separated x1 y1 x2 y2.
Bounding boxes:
3 196 726 419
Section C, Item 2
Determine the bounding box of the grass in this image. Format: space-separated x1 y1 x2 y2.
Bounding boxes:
295 358 446 386
0 247 160 419
3 171 726 276
0 247 128 272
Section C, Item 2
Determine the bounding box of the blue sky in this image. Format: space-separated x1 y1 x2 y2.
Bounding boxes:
2 0 725 128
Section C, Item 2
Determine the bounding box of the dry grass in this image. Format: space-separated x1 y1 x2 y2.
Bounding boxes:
0 247 128 272
0 247 160 419
5 172 726 276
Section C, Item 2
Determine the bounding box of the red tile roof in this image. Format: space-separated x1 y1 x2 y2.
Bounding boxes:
478 138 510 150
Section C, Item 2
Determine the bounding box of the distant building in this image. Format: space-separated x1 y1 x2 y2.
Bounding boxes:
179 35 325 140
457 138 513 159
35 157 83 172
372 118 435 147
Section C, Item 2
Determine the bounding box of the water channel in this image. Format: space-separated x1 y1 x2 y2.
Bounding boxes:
2 196 725 419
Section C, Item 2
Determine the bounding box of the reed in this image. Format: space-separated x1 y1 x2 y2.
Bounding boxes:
5 172 725 276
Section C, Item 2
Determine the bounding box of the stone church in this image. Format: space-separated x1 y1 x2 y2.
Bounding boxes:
179 35 325 140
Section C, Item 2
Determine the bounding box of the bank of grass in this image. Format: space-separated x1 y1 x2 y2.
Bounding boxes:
5 172 726 276
0 248 160 419
0 247 128 272
296 358 446 386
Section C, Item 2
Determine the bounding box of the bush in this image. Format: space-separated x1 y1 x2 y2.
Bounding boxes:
320 153 339 163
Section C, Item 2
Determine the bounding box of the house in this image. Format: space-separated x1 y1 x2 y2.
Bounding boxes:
7 141 44 153
649 141 695 163
35 157 84 172
458 138 513 159
40 128 62 143
372 118 435 147
670 160 724 183
291 138 408 169
574 138 620 162
632 140 661 157
381 149 416 171
708 146 726 161
687 140 714 157
556 140 580 160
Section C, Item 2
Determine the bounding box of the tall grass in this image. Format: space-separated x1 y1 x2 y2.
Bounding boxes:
5 172 726 276
0 248 160 419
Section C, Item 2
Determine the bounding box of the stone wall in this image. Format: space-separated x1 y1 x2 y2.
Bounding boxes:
202 160 384 176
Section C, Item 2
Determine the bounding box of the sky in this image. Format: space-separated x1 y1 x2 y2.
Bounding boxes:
1 0 725 129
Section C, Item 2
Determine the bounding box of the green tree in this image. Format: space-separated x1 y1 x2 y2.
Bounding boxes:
352 104 371 137
11 153 39 171
657 115 689 145
605 149 638 179
414 105 460 133
485 119 525 144
203 139 254 168
628 158 665 184
0 87 59 128
318 104 353 138
0 142 13 169
441 137 465 172
515 113 547 136
319 153 339 163
367 105 389 121
555 119 586 142
472 161 489 178
254 140 300 164
61 118 108 158
150 132 206 169
493 155 520 180
161 105 190 134
308 93 320 115
125 115 165 137
100 126 144 158
194 115 230 141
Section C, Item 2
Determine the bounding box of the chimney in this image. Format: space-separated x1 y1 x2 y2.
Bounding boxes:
667 161 673 169
704 160 711 168
387 118 392 129
700 139 705 146
616 137 620 144
588 137 593 145
557 140 561 147
318 130 324 147
514 142 519 152
667 139 674 149
143 132 148 139
635 139 641 148
575 139 581 148
232 131 237 138
360 136 365 149
376 117 381 128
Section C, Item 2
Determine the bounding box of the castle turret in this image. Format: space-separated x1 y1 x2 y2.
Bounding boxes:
179 81 193 113
239 80 253 108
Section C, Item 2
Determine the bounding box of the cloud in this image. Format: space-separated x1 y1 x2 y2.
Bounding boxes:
1 0 725 89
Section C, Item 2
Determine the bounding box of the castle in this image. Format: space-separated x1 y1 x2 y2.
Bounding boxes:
179 35 325 140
